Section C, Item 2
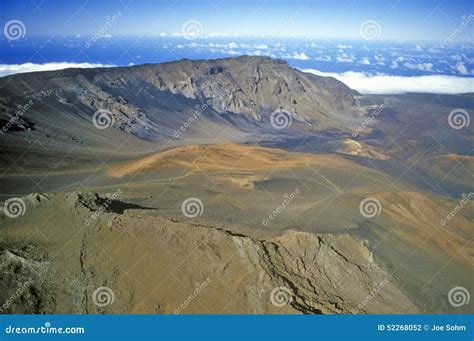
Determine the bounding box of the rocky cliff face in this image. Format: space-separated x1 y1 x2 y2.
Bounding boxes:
0 192 417 314
108 56 361 122
0 56 363 146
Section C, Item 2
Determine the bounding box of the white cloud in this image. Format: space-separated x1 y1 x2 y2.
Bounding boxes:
302 68 474 95
454 61 472 75
0 62 117 77
336 56 354 63
246 50 263 56
359 57 371 65
403 62 434 72
314 55 332 62
374 55 384 62
253 43 268 49
208 32 230 37
286 52 309 60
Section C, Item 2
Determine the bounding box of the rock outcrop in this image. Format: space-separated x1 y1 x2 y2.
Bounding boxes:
0 56 364 145
0 192 417 314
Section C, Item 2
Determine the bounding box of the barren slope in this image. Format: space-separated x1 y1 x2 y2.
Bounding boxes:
0 192 417 314
107 141 355 178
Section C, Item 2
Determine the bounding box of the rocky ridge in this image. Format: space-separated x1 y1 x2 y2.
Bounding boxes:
0 192 418 314
0 56 365 144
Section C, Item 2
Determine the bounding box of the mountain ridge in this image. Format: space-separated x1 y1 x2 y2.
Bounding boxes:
0 56 364 144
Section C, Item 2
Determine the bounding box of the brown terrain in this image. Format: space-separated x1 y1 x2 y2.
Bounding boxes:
0 57 472 314
107 142 355 177
1 192 418 314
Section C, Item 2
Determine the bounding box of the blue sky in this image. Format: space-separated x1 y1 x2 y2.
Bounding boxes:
1 0 473 41
0 0 473 95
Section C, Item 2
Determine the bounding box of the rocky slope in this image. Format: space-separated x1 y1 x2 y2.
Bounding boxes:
0 56 363 146
0 192 417 314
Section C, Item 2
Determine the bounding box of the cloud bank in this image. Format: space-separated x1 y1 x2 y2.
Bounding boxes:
1 62 471 95
0 62 116 78
303 69 474 94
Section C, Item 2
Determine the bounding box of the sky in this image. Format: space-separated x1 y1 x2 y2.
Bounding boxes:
0 0 472 94
0 0 473 41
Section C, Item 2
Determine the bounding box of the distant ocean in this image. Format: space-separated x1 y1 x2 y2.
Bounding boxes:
1 37 473 94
